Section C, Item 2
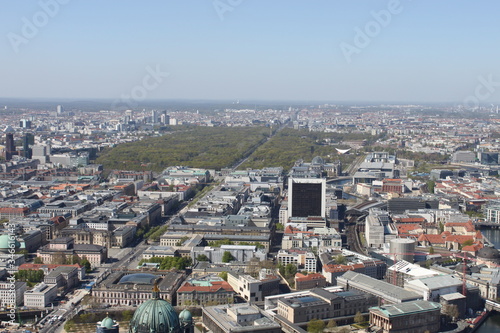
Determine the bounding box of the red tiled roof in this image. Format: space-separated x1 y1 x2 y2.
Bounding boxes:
177 281 233 293
295 273 326 282
418 234 445 244
445 235 475 244
462 243 484 252
445 221 475 232
394 217 426 223
50 216 66 224
0 207 29 214
284 226 312 235
19 263 81 270
323 263 364 273
397 224 421 234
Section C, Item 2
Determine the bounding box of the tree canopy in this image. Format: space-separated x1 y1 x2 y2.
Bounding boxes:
14 269 44 287
139 256 192 270
239 128 358 170
222 251 235 263
307 319 325 333
196 254 210 262
96 126 270 171
354 311 365 324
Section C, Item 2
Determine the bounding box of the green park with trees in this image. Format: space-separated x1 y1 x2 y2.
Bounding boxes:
138 256 192 270
96 126 270 171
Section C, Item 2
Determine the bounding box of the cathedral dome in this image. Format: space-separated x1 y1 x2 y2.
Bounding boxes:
311 156 325 165
128 283 180 333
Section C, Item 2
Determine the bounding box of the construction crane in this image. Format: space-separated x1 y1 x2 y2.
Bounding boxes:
451 252 479 296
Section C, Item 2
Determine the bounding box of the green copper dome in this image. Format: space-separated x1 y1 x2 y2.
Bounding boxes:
128 298 180 333
101 315 115 329
0 234 20 253
179 309 192 325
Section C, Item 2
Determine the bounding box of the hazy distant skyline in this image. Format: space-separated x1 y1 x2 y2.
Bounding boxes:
1 1 500 104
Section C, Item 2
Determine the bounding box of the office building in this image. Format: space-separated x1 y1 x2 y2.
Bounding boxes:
479 152 499 165
0 281 26 307
24 282 58 308
288 177 326 218
430 169 454 181
43 265 79 290
22 133 33 158
277 249 317 273
5 133 15 161
227 270 280 302
451 151 476 163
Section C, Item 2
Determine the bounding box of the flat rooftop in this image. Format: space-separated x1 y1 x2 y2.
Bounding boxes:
338 271 420 302
203 304 281 332
370 300 441 318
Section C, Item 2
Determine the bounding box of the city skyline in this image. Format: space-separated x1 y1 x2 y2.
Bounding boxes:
1 1 500 104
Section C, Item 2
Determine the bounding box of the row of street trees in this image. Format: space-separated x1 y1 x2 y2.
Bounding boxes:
306 311 365 332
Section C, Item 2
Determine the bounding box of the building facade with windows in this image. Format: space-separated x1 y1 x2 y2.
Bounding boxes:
288 177 326 218
24 282 57 308
277 249 317 273
276 288 377 324
369 300 441 333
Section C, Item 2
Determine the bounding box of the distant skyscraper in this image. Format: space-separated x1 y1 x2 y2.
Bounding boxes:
160 113 170 125
19 119 31 128
5 133 16 161
22 133 34 159
57 105 63 114
288 177 326 218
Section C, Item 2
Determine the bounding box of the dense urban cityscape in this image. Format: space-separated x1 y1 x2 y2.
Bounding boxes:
2 1 500 332
0 102 500 333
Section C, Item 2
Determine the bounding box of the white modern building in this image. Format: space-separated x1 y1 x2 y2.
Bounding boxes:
277 249 317 273
24 283 57 308
227 271 280 303
404 274 463 302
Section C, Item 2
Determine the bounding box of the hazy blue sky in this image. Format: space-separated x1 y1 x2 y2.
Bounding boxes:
1 0 499 103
